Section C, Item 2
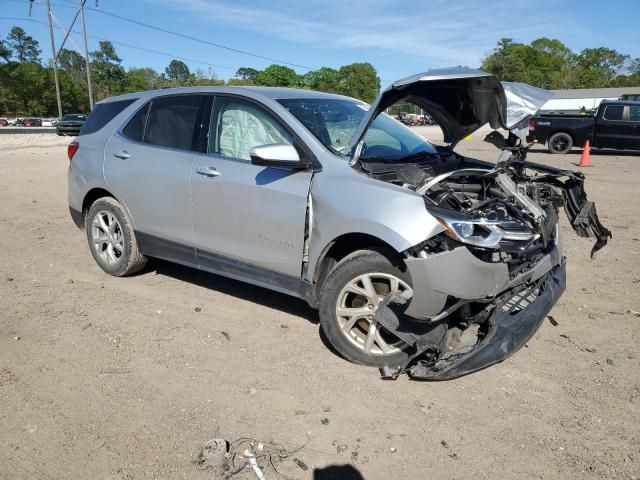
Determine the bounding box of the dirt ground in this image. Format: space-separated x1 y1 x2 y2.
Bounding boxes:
1 128 639 480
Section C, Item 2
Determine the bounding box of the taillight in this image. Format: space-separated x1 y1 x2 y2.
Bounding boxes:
528 119 536 132
68 141 79 161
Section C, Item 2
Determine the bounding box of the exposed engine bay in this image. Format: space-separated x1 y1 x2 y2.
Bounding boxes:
355 132 611 381
357 133 610 259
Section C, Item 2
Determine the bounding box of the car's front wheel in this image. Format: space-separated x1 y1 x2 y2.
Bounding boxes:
318 250 413 367
85 197 147 276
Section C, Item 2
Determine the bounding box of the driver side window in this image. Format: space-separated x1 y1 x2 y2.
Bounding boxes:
209 97 293 161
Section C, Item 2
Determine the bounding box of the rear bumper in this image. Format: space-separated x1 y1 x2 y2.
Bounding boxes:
57 126 81 134
69 206 83 229
408 262 566 380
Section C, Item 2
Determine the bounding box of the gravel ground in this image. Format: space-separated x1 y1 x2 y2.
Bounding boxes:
1 129 639 479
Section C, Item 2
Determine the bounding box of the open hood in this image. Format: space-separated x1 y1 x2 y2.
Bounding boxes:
348 67 551 149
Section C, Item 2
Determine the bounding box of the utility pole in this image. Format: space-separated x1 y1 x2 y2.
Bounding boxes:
79 0 94 110
46 0 63 118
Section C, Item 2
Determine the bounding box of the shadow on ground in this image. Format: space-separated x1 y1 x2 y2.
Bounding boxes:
314 464 365 480
147 258 319 324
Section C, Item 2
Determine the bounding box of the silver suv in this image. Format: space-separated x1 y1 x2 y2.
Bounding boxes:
68 68 610 380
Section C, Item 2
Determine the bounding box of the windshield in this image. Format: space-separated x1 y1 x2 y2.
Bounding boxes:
62 114 86 121
278 98 438 161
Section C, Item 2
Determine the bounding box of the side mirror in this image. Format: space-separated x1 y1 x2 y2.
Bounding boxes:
249 144 312 169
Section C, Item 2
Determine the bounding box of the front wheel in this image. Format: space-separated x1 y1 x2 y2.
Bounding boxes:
318 250 413 367
85 197 147 276
548 132 574 154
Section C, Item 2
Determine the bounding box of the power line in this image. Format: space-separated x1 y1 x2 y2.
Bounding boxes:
0 17 236 72
58 0 315 70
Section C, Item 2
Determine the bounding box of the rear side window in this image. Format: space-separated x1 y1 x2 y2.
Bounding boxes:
143 95 203 150
629 106 640 122
80 99 136 135
122 103 149 142
603 105 623 121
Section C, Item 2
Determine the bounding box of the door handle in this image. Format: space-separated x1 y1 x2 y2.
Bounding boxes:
196 166 221 177
113 151 130 160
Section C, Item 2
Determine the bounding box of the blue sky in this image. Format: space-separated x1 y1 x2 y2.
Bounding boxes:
2 0 639 85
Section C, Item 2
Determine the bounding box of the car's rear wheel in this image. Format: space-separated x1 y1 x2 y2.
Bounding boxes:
318 250 413 367
85 197 147 276
548 132 573 154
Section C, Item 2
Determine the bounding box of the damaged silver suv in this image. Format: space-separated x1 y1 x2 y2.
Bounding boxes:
68 68 610 380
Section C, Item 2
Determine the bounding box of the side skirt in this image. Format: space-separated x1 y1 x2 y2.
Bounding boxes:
136 231 317 307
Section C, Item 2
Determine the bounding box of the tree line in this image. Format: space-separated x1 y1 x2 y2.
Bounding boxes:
481 37 639 89
1 25 639 118
0 25 380 117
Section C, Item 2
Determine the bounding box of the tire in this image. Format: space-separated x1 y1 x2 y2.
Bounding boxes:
85 197 147 276
548 132 573 154
318 249 413 367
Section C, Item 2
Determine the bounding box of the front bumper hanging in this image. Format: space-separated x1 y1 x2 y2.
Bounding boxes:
407 262 566 380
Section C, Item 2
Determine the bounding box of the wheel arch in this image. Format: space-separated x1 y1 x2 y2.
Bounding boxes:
311 232 405 302
81 187 137 231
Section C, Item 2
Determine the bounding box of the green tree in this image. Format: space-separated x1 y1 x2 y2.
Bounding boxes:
235 67 259 83
90 41 126 99
125 67 160 92
6 26 41 63
336 62 380 102
165 59 191 85
226 77 255 86
0 61 49 113
58 49 87 87
255 64 301 87
0 38 12 63
302 67 341 93
575 47 629 87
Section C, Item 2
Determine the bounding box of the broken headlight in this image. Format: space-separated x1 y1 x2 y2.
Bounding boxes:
435 216 536 249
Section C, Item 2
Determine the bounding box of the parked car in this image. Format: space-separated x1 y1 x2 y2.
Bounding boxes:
42 118 58 127
23 118 43 127
529 100 640 153
68 68 610 380
0 118 8 127
56 113 87 136
12 118 25 126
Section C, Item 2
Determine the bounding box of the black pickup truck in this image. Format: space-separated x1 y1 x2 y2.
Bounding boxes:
528 100 640 154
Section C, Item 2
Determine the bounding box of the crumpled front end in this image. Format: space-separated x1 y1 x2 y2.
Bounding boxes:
408 262 566 380
374 149 610 381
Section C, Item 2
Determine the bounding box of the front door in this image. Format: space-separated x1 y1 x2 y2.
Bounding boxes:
104 94 205 248
192 96 313 277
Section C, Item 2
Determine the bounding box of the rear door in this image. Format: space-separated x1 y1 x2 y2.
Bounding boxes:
104 94 206 251
191 95 313 277
594 104 625 148
624 105 640 150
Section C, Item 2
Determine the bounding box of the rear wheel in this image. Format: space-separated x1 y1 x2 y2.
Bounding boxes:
318 250 413 367
548 132 573 154
85 197 147 276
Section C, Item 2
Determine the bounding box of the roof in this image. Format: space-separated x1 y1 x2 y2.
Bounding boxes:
98 85 352 104
550 86 640 99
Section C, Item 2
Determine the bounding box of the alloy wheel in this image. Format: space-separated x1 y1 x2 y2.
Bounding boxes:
335 273 412 356
91 210 124 265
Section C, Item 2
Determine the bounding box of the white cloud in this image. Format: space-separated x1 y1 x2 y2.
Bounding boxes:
151 0 577 70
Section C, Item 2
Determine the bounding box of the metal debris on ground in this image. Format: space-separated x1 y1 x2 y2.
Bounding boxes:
194 438 228 470
221 331 231 341
194 435 309 479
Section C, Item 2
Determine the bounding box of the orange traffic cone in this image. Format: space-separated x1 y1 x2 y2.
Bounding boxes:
579 139 592 167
